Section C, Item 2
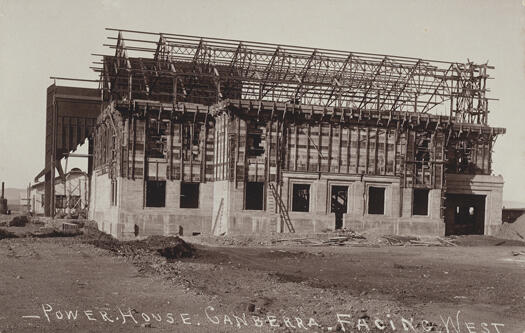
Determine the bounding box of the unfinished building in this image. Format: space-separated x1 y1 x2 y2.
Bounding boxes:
40 28 506 239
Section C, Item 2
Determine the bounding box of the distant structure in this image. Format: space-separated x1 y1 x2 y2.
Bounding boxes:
502 208 525 224
38 28 505 238
31 168 89 216
502 201 525 224
0 182 7 214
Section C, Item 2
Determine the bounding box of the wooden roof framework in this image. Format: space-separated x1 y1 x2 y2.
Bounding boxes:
92 28 495 125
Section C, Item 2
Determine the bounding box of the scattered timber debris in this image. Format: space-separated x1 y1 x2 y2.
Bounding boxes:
382 235 458 247
265 230 462 247
271 229 370 247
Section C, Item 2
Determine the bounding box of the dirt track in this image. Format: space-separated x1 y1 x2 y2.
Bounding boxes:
0 226 524 332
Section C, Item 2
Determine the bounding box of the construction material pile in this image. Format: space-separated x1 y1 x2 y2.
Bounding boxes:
271 229 369 247
382 235 457 247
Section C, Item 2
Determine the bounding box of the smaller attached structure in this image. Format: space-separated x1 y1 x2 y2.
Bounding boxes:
30 168 89 216
34 84 101 217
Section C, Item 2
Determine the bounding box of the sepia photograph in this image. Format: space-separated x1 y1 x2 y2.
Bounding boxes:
0 0 524 332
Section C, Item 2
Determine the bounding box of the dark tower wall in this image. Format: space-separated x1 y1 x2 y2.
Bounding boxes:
39 84 101 217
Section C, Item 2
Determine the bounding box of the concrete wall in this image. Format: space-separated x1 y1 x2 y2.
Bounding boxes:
89 172 214 239
89 171 119 236
90 172 502 239
445 173 504 235
219 172 444 237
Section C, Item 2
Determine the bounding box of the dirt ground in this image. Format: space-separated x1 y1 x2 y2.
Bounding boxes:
0 219 524 333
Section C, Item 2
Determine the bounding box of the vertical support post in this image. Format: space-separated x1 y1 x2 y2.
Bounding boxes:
430 134 435 188
131 116 136 180
243 116 248 184
488 136 493 174
294 125 298 171
64 158 68 214
327 123 332 172
143 108 148 208
356 125 360 174
189 123 193 182
168 118 173 180
180 122 184 181
78 179 82 210
50 98 57 217
374 128 379 174
306 123 310 172
317 123 322 173
338 123 342 173
235 116 240 187
201 121 208 183
87 137 93 213
267 120 272 184
222 116 227 180
346 125 351 174
276 120 281 184
286 123 291 171
365 127 370 174
404 128 410 188
124 117 129 178
384 128 388 175
128 72 132 101
393 129 399 176
481 139 486 173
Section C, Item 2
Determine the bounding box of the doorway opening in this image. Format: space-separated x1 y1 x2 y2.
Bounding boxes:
444 194 486 235
331 186 348 230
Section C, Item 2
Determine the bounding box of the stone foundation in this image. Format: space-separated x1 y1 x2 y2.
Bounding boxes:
89 170 503 239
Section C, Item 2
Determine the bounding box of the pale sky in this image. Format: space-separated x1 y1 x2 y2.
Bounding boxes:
0 0 524 203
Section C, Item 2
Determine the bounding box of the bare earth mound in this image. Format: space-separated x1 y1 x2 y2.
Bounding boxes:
83 224 195 259
495 214 525 241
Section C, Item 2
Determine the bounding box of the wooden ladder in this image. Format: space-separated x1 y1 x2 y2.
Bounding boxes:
211 198 224 235
268 183 295 233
